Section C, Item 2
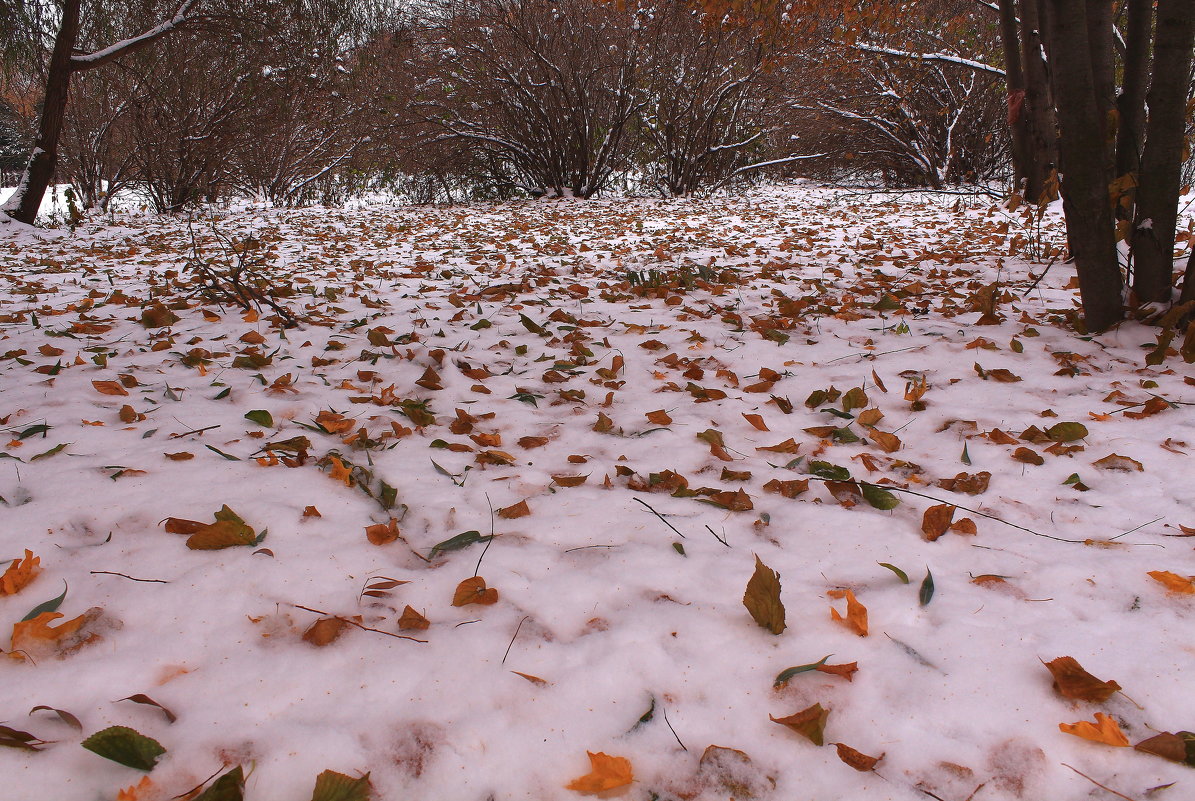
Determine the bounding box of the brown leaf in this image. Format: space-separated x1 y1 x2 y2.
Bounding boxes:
1011 446 1044 465
833 742 882 772
517 436 549 449
511 671 549 687
706 489 754 511
302 506 321 518
869 431 901 452
697 429 733 461
302 617 350 647
756 438 800 453
365 519 400 546
551 474 589 487
816 662 859 682
921 504 956 542
950 518 978 535
645 409 672 425
1093 453 1144 472
988 428 1019 445
92 380 129 396
398 605 430 631
497 500 531 519
163 517 205 535
164 452 193 461
1135 732 1190 763
1044 656 1122 702
566 751 633 794
770 702 829 746
762 479 809 499
453 576 499 606
743 555 785 634
742 413 769 431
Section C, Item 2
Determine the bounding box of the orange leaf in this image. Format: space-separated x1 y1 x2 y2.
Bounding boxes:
742 413 769 431
0 549 41 596
770 702 829 745
511 671 549 686
829 589 868 636
365 519 400 546
302 505 321 518
498 500 531 519
9 610 98 661
92 380 129 396
816 661 859 681
565 751 633 794
921 504 956 542
551 474 589 487
327 456 354 486
645 409 672 425
453 576 499 606
398 605 430 631
116 777 155 801
1147 570 1195 594
1059 713 1130 746
1043 656 1122 702
833 742 882 771
869 431 901 453
302 617 350 647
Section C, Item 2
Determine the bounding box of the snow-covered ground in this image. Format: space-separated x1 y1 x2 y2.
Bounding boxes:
1 184 1193 801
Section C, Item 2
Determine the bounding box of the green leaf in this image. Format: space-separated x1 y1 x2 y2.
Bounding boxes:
825 408 854 420
244 409 274 427
919 568 935 607
519 314 546 335
808 461 851 481
842 387 868 412
860 482 899 510
878 563 909 584
508 392 541 407
30 442 68 461
629 696 656 732
205 445 241 461
1046 422 1088 442
196 766 245 801
311 770 372 801
961 443 971 465
213 387 231 400
80 726 166 771
17 424 50 440
428 530 492 559
21 581 68 622
774 654 833 686
672 542 686 556
804 389 828 408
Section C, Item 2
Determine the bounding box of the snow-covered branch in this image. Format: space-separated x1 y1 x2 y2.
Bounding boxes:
71 0 202 72
854 43 1005 78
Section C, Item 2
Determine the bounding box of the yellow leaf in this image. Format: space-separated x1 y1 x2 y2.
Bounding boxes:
1148 571 1195 594
0 549 41 596
566 751 633 794
1059 713 1130 746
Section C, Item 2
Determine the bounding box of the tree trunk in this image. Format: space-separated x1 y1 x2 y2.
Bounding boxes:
1085 0 1116 179
1 0 82 224
1019 0 1057 202
1131 0 1195 304
1045 0 1123 331
998 0 1033 196
1115 0 1153 183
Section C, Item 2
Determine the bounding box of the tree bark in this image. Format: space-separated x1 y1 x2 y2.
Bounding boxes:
1085 0 1116 178
1 0 82 225
1045 0 1123 331
1131 0 1195 303
1019 0 1057 202
1115 0 1153 183
998 0 1033 196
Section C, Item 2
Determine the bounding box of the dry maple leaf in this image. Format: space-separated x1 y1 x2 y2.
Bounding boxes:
1043 656 1122 702
115 777 155 801
0 550 41 596
327 456 354 486
452 576 499 606
833 742 883 772
9 609 105 661
1147 570 1195 594
771 702 829 746
1059 713 1130 746
829 589 868 637
566 751 633 794
743 555 785 635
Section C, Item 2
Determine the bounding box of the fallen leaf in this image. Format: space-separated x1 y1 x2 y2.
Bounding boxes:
10 609 104 661
829 589 868 636
115 777 155 801
1044 656 1122 702
816 662 859 681
81 725 166 771
0 550 40 596
566 751 634 794
365 519 400 546
511 671 549 686
311 770 372 801
833 742 882 771
398 605 430 631
645 409 672 425
771 702 829 746
921 504 956 541
743 555 785 635
92 380 129 396
742 413 769 431
1011 446 1044 465
498 500 531 519
1059 713 1130 746
551 474 589 487
1134 731 1195 765
1147 571 1195 594
452 576 499 606
303 506 321 518
303 617 351 647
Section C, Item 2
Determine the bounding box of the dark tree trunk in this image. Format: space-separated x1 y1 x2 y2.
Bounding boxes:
1019 0 1057 202
1045 0 1123 331
2 0 82 224
1115 0 1153 183
998 0 1033 196
1085 0 1116 179
1131 0 1195 303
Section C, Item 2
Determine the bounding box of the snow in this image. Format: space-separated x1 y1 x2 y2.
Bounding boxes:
1 184 1193 801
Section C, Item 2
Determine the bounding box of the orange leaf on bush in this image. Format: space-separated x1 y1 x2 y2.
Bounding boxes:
566 751 633 794
0 550 41 596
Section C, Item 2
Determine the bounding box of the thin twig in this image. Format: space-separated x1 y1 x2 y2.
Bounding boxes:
1061 763 1138 801
563 544 619 553
291 604 427 643
661 703 687 752
90 571 169 584
475 493 496 577
169 424 220 438
501 616 529 666
1020 255 1060 296
633 498 686 539
705 525 729 547
1110 516 1164 541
